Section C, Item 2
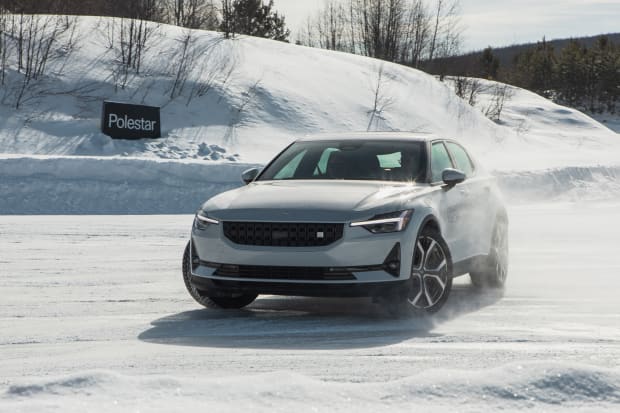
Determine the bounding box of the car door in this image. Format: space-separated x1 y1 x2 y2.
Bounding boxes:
429 141 468 263
445 141 489 258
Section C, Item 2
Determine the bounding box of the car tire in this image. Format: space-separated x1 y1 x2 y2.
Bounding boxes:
470 219 509 289
182 242 258 309
386 225 453 316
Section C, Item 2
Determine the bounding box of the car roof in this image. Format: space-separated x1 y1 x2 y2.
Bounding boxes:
296 132 444 142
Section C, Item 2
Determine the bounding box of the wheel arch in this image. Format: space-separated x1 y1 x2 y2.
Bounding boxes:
417 214 442 237
413 213 454 273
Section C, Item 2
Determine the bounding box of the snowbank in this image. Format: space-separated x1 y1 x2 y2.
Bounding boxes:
2 155 619 214
3 363 620 412
0 156 256 214
496 165 620 203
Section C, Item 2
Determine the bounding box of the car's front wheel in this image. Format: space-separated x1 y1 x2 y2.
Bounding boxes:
182 242 258 309
387 226 453 316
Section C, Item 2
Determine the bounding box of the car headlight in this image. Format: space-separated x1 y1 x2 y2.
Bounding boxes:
350 210 413 234
194 210 220 231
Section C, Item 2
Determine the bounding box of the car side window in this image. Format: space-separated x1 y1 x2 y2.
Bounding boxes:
446 142 474 177
431 142 454 183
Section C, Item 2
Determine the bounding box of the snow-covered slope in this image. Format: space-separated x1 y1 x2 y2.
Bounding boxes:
0 16 617 165
0 16 618 213
458 78 619 171
0 17 502 163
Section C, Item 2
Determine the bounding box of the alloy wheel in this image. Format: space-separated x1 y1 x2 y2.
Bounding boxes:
408 236 449 309
491 222 509 285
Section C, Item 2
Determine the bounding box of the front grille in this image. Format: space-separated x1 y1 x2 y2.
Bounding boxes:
223 222 344 247
213 264 355 281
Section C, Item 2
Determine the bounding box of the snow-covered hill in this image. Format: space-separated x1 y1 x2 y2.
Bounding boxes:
0 16 503 163
0 16 618 213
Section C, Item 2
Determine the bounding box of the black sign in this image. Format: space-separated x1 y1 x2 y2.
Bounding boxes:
101 101 161 140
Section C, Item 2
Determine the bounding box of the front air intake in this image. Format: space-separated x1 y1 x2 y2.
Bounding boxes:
383 243 401 277
223 222 344 247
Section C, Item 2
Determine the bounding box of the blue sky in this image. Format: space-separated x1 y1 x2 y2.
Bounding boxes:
275 0 620 51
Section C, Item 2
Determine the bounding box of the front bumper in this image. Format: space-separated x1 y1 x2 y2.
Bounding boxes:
189 216 420 297
190 274 409 298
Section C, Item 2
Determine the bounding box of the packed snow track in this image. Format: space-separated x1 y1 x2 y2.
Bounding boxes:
1 202 620 412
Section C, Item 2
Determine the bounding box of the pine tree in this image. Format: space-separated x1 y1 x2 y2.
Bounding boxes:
497 35 619 114
222 0 289 42
593 36 619 113
556 40 588 107
513 38 555 97
479 47 499 79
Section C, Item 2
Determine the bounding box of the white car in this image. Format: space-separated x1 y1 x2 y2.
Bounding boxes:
182 133 508 315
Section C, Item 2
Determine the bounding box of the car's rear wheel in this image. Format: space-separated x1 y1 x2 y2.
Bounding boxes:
470 219 509 289
386 226 453 316
182 242 258 309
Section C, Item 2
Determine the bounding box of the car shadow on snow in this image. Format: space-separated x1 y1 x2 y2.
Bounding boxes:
138 283 503 350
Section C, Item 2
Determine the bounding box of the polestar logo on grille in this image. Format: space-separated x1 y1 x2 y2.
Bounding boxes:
272 230 288 240
317 232 325 239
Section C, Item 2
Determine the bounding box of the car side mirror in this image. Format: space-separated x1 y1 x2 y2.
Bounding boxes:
442 168 466 187
241 168 260 185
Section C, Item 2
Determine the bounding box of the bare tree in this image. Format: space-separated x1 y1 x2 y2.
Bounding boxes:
399 0 429 67
0 7 10 86
163 27 236 104
296 15 317 47
220 0 234 38
1 13 78 108
170 0 219 29
367 63 394 130
452 76 482 106
186 38 235 104
351 0 407 61
298 0 462 68
105 17 159 90
224 78 262 144
315 1 348 51
450 76 514 122
427 0 461 75
169 29 196 99
484 84 514 122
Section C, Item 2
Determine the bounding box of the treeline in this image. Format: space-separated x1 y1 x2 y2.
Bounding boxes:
437 36 620 114
511 37 619 113
297 0 462 72
0 0 289 41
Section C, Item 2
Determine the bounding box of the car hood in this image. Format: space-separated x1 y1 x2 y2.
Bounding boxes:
203 180 430 222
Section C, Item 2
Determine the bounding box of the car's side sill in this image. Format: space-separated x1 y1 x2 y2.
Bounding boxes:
452 255 488 277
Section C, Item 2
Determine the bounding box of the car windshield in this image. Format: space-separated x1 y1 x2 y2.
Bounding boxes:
258 140 427 182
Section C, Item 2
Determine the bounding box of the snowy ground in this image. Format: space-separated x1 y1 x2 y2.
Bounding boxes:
1 201 620 411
